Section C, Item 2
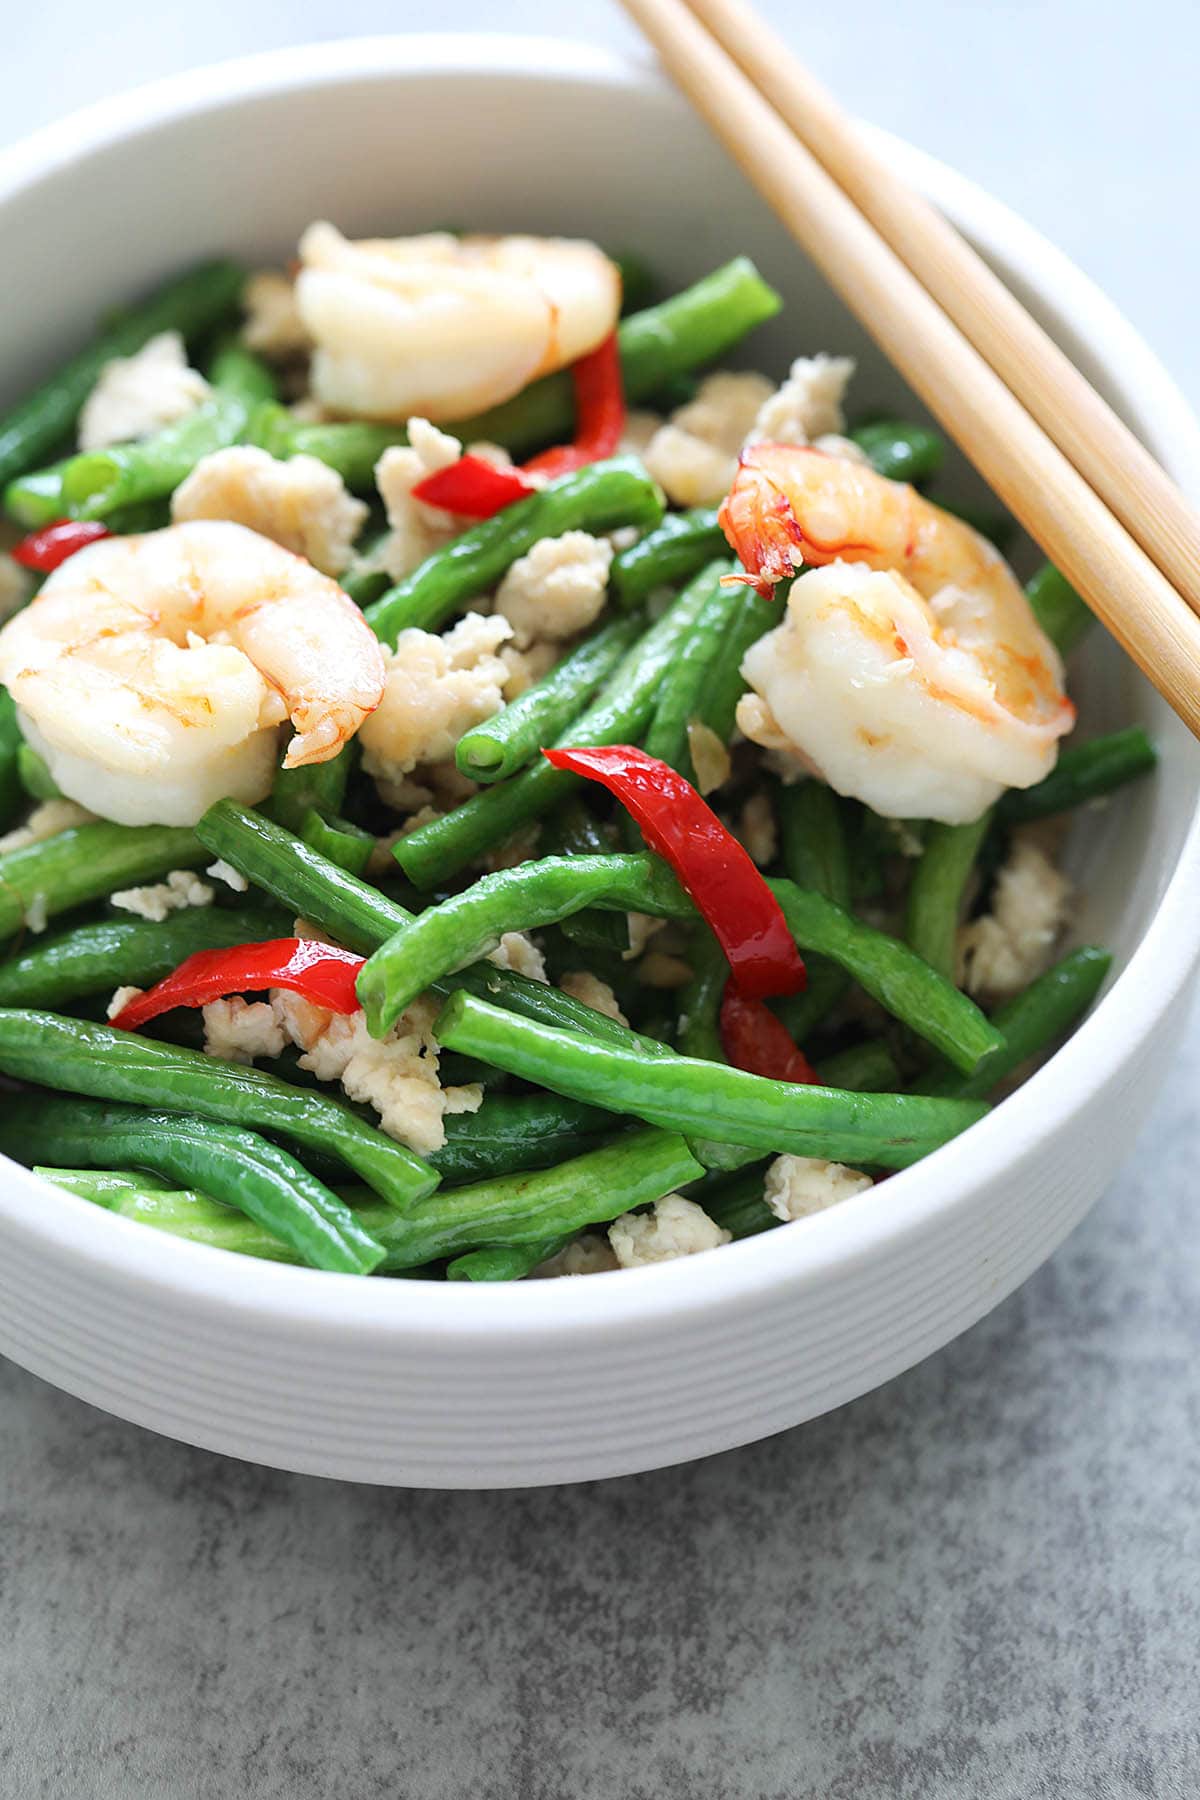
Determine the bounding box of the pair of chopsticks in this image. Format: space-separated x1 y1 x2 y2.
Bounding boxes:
619 0 1200 739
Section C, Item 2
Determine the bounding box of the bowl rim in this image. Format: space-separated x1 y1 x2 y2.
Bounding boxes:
2 31 1199 1344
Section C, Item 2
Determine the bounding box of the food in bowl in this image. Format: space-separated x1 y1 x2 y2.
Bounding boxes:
0 225 1156 1281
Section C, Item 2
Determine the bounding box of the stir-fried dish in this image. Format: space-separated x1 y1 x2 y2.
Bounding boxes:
0 229 1156 1278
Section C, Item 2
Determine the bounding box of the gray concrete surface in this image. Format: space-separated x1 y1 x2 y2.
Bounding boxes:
2 4 1199 1794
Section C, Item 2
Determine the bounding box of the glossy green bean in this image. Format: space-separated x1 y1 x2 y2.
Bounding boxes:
0 1009 437 1211
1026 562 1093 658
373 1128 703 1270
194 801 656 1052
702 1165 777 1241
771 955 851 1047
610 509 725 608
778 780 852 908
358 852 677 1033
998 727 1156 825
17 343 275 524
435 991 988 1168
364 457 662 642
0 905 290 1008
915 946 1112 1100
37 1167 310 1264
694 587 779 745
429 1093 615 1185
850 419 945 484
448 257 783 456
368 844 1001 1072
0 821 205 939
0 259 244 494
643 561 738 777
905 810 994 983
775 782 854 1038
445 1240 565 1281
771 881 1003 1074
2 1094 384 1274
394 573 717 888
456 614 642 783
0 689 23 830
817 1038 901 1093
676 929 728 1061
16 744 61 803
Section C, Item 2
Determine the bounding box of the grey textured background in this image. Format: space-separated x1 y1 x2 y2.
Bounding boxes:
2 5 1199 1796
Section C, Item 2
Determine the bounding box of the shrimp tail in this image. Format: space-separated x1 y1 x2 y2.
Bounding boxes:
718 448 807 597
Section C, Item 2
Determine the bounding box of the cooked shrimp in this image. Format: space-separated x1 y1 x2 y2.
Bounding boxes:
0 520 385 828
295 223 621 422
723 446 1074 823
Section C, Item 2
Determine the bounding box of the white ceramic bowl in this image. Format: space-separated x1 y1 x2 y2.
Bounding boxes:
1 36 1198 1488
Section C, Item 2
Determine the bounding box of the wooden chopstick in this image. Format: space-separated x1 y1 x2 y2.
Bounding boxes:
683 0 1200 628
619 0 1200 740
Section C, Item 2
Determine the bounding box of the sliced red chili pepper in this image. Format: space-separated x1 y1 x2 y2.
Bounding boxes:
111 937 365 1031
12 519 111 573
719 981 819 1084
411 453 540 518
410 331 626 520
524 331 625 480
542 744 805 1000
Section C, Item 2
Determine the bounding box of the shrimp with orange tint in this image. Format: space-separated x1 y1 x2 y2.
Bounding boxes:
296 224 621 422
0 520 385 828
719 445 1074 823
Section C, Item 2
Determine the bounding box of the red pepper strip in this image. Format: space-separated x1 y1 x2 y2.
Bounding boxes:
719 981 820 1084
411 453 540 518
111 938 365 1031
410 331 627 519
12 519 110 572
524 331 625 480
542 744 806 1000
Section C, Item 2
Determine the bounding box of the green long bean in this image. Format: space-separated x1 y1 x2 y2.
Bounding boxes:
771 881 1002 1074
998 727 1156 824
1027 562 1093 659
610 509 725 608
429 1093 615 1184
44 344 276 523
702 1165 777 1241
364 457 662 643
194 801 659 1053
818 1038 901 1093
0 1094 383 1274
915 946 1112 1100
358 852 679 1032
445 1240 567 1281
448 257 783 456
365 846 1002 1071
0 689 24 831
676 929 728 1062
394 572 718 887
456 614 642 783
0 906 291 1009
905 810 994 983
850 419 945 484
36 1167 314 1265
694 588 779 745
0 1010 438 1211
0 259 244 494
372 1128 704 1270
774 780 853 1040
435 991 988 1169
643 561 738 777
778 780 852 908
0 821 205 940
16 745 61 803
